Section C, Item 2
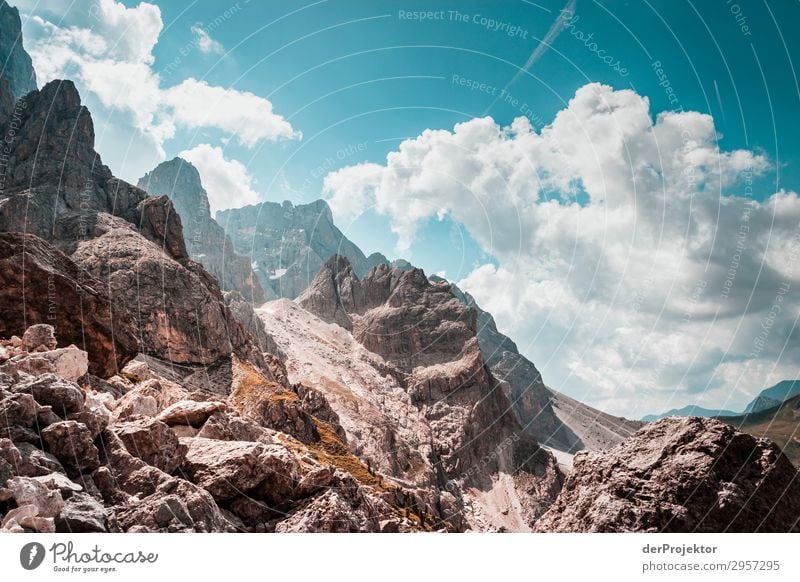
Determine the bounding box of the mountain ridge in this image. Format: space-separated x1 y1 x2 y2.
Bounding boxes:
217 199 387 299
0 1 36 100
137 157 266 303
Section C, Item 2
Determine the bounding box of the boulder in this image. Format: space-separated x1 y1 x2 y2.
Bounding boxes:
0 392 36 429
534 417 800 533
156 400 226 427
22 324 57 352
179 438 270 502
11 374 85 416
68 392 112 438
196 411 266 442
111 381 161 422
55 493 109 532
115 476 236 533
36 346 89 381
120 360 153 383
31 473 83 497
1 504 56 533
40 421 100 475
111 418 185 473
5 475 64 517
15 442 65 476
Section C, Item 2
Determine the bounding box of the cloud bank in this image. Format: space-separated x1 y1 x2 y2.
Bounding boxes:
179 144 260 214
324 82 799 416
22 0 300 157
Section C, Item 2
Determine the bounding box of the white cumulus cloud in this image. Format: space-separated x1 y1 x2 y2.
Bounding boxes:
22 0 300 158
179 144 260 214
324 82 799 416
190 24 224 55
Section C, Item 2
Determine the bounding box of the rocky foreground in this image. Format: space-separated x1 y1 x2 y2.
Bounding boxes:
1 324 435 532
534 416 800 532
3 323 798 532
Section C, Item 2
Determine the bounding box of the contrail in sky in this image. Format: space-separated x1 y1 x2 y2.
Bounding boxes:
484 0 577 115
713 79 727 126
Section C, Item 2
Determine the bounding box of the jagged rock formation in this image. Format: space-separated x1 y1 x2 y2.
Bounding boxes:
288 257 565 530
534 417 800 532
444 281 582 452
0 75 268 376
0 79 144 243
217 199 387 299
70 212 264 369
0 233 139 377
138 158 265 303
0 327 431 533
297 254 364 330
258 299 436 487
0 1 36 100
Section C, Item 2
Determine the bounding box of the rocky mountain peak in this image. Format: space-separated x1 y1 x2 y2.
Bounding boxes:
0 1 37 100
297 254 364 330
137 158 266 303
0 78 156 249
1 74 270 380
270 258 565 530
138 157 210 221
3 79 110 193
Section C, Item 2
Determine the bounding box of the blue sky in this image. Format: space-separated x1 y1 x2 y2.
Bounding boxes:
15 0 800 416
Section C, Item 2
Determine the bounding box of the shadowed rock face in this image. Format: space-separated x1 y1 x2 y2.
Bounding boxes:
0 77 267 374
0 232 139 377
70 213 265 370
356 265 477 370
217 199 387 299
0 80 145 247
0 2 36 100
137 158 265 303
534 416 800 533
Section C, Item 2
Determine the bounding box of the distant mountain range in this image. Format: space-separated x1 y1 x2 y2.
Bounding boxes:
641 405 738 422
642 380 800 421
217 200 387 299
721 393 800 467
138 158 266 302
744 380 800 413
